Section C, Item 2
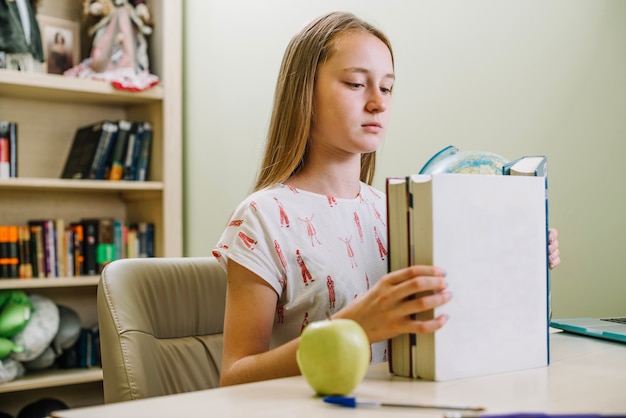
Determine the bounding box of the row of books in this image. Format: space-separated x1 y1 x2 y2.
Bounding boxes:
0 219 155 279
61 119 153 181
386 149 549 381
0 121 18 178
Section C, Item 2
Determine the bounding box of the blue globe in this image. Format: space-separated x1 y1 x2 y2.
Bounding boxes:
419 146 508 175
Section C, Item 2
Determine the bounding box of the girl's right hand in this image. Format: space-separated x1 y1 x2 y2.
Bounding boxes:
333 265 451 344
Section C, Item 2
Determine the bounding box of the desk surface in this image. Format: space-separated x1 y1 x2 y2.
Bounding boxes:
52 332 626 418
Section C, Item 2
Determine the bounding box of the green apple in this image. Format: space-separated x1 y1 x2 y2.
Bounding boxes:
296 318 370 396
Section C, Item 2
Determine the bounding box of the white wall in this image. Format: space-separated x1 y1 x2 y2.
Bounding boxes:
183 0 626 318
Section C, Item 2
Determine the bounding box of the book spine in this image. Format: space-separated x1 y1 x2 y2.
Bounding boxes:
138 222 149 258
8 122 17 178
109 120 132 181
385 177 414 377
55 219 66 277
126 224 138 258
7 225 19 278
65 228 75 277
409 175 436 380
96 218 115 273
113 219 124 260
82 220 98 276
136 122 152 181
128 123 145 181
89 122 119 180
138 222 155 257
44 220 57 278
0 121 9 179
0 226 8 278
28 221 55 278
29 225 44 278
61 124 99 179
122 124 138 180
18 225 33 279
71 223 85 276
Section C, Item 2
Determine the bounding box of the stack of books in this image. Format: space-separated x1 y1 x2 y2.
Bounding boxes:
60 119 153 181
0 218 154 279
386 148 550 381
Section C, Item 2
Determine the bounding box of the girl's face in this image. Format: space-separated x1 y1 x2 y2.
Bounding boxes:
310 31 394 160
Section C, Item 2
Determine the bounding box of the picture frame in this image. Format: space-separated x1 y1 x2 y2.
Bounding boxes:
37 15 80 75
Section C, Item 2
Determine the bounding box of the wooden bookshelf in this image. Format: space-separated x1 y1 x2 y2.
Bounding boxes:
0 277 100 290
0 1 182 415
0 368 103 394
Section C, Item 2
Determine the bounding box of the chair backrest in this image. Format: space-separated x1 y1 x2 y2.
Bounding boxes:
97 256 227 403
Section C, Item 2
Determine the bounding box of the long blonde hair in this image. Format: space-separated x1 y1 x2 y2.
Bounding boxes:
254 11 394 191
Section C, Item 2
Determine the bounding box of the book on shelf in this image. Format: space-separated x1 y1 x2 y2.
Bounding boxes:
69 222 85 276
18 225 33 279
29 223 45 278
122 122 139 181
108 120 133 180
138 221 155 258
0 225 24 279
136 122 153 181
113 219 125 260
28 219 57 278
61 121 112 180
125 222 155 258
0 225 9 278
88 121 119 180
94 218 115 273
60 119 153 181
123 122 145 181
0 121 17 179
386 162 549 381
0 219 156 279
55 218 66 279
61 120 122 180
6 225 18 278
64 227 75 277
81 218 99 276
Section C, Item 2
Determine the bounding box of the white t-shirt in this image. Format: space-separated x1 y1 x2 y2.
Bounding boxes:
213 182 389 363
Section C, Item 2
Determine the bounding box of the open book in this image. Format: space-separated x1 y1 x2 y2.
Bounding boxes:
386 155 550 381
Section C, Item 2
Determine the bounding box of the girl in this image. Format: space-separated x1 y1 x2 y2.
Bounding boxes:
213 11 560 387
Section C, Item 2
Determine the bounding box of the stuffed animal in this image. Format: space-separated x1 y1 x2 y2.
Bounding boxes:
0 290 30 383
65 0 159 91
0 292 81 383
0 290 32 340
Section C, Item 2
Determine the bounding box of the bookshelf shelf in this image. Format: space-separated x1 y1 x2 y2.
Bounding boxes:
0 368 103 394
0 70 163 105
0 277 100 290
0 177 163 192
0 1 181 415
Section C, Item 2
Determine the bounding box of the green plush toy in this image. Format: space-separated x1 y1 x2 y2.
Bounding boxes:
0 290 32 338
0 337 23 360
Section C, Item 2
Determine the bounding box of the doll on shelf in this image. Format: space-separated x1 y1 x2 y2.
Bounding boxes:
65 0 159 91
0 0 44 72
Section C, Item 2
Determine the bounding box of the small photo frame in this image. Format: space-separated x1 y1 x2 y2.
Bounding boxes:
37 15 80 75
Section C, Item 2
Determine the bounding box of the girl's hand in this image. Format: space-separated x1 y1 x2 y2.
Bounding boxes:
548 228 561 269
334 265 451 343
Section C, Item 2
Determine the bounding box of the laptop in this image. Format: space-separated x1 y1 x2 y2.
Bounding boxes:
550 317 626 343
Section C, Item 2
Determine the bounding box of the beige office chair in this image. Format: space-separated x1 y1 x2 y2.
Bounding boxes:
97 257 227 403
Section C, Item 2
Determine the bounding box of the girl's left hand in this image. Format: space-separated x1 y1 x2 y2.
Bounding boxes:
548 228 560 269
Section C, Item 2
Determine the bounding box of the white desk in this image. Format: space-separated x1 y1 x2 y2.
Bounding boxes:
51 332 626 418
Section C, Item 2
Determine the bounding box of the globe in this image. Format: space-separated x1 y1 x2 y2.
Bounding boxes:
419 145 508 175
